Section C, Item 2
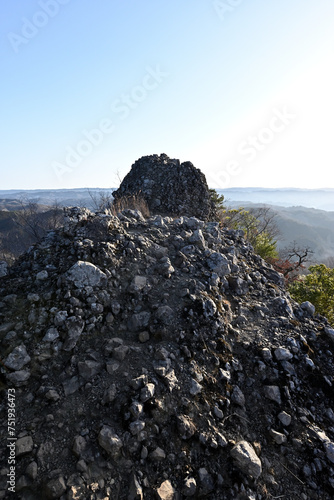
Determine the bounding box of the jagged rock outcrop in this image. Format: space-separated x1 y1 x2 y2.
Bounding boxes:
0 207 334 499
112 154 217 220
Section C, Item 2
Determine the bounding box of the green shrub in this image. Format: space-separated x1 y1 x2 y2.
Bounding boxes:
289 264 334 325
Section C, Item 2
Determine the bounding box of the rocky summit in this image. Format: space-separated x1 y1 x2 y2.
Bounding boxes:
112 154 216 221
0 206 334 499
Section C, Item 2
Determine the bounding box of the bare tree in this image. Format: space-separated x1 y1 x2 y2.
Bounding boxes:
248 206 281 240
87 189 114 212
115 170 123 186
272 241 315 284
220 205 280 244
280 241 315 268
13 198 63 242
0 229 28 263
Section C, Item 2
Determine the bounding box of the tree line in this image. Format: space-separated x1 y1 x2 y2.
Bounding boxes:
210 189 334 325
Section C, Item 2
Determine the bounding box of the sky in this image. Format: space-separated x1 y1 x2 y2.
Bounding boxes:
1 0 334 190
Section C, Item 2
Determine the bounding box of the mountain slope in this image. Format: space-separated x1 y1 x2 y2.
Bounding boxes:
225 202 334 262
220 188 334 211
1 208 334 499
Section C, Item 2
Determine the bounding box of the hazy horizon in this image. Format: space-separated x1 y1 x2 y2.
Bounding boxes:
1 186 334 212
1 186 334 193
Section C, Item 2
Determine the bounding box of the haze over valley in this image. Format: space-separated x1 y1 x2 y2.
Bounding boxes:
1 187 333 264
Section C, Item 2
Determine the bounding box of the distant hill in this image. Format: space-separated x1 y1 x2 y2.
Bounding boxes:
218 187 334 211
0 188 333 264
0 188 114 211
225 201 334 262
1 187 333 211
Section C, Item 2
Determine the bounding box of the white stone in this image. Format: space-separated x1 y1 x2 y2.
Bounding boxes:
140 383 155 402
66 261 107 288
157 480 176 500
230 441 262 479
270 429 287 444
275 347 293 361
182 477 197 497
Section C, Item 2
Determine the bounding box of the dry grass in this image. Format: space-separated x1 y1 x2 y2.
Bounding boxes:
111 193 150 218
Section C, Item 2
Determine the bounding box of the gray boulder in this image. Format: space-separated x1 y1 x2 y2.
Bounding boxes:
66 261 107 288
230 440 262 479
5 344 31 371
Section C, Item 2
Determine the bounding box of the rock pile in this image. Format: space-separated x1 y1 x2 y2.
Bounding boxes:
0 207 334 499
112 154 216 221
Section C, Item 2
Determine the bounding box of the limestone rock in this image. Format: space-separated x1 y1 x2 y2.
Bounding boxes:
264 385 282 405
324 327 334 344
66 260 107 288
140 383 155 402
128 473 143 500
150 447 166 461
63 317 85 351
182 477 197 497
270 429 287 444
230 441 262 479
98 425 123 458
231 385 245 406
5 344 31 371
176 415 196 440
6 369 31 386
156 479 176 500
36 270 48 281
274 347 293 361
278 411 292 426
207 252 231 277
300 301 315 316
25 461 38 480
16 436 33 457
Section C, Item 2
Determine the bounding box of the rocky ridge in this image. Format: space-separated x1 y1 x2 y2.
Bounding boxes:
112 154 216 221
0 206 334 499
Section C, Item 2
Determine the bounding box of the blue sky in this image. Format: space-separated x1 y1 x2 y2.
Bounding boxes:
1 0 334 190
